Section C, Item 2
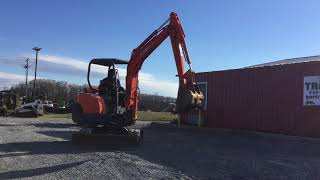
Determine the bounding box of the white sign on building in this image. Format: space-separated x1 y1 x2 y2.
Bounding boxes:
304 76 320 106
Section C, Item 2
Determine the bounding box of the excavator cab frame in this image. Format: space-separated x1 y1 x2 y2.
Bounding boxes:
86 58 129 117
87 58 128 92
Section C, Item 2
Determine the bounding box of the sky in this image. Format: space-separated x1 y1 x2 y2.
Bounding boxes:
0 0 320 97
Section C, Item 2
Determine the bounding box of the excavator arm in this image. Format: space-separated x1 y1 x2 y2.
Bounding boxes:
125 12 204 120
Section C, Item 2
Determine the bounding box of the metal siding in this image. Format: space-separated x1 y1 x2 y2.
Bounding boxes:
181 61 320 138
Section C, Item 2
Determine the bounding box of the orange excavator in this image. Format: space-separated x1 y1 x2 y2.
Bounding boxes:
72 12 204 144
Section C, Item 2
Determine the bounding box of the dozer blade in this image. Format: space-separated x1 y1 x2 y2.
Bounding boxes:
72 129 143 145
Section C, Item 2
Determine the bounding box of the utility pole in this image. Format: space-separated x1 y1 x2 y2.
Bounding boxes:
24 58 29 98
32 47 41 100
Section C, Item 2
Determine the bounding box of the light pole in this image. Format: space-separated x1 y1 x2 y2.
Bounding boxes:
24 58 29 98
33 47 41 100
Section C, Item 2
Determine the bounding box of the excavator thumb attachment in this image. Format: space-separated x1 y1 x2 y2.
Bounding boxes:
176 84 204 113
176 69 204 113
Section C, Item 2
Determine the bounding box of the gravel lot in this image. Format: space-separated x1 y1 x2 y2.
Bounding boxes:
1 117 320 179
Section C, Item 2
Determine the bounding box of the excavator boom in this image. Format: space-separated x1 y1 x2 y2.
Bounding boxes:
125 12 204 120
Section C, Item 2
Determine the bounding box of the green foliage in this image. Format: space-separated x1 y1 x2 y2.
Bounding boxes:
10 79 176 112
10 79 84 102
139 94 176 111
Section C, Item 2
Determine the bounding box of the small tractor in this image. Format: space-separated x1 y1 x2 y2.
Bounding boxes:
0 90 18 116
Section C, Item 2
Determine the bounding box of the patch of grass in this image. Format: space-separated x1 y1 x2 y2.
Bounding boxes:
138 111 177 122
41 113 72 119
40 111 177 122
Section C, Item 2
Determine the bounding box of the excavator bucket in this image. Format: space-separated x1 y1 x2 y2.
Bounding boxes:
176 84 204 113
176 69 204 113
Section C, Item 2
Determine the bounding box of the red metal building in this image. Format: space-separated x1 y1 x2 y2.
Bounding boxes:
182 55 320 138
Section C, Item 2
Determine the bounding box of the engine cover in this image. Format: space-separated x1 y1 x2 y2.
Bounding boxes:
77 93 106 114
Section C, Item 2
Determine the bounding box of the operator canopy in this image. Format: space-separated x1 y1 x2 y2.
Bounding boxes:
90 58 129 66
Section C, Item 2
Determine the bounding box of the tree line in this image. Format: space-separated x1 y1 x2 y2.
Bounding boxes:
9 79 176 111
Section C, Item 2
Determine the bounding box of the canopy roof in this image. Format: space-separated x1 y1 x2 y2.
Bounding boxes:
90 58 129 66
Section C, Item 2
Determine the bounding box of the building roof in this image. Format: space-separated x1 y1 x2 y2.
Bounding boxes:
245 55 320 68
196 55 320 75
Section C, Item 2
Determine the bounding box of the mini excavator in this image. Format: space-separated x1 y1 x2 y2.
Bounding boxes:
72 12 204 144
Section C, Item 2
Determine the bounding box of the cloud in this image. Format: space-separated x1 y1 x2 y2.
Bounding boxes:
0 71 44 83
140 78 178 97
0 72 40 90
0 71 26 82
0 54 178 97
0 57 26 68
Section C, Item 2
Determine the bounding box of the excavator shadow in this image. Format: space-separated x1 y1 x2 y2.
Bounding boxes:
31 122 76 129
0 122 201 159
0 140 139 159
0 160 89 180
0 123 228 178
